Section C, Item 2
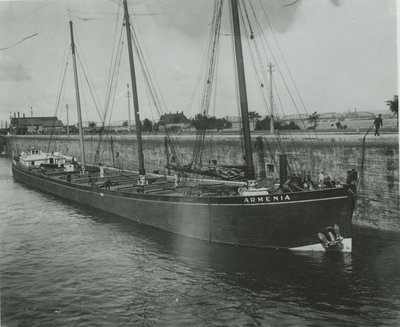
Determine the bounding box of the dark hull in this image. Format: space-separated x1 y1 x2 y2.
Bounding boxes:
12 162 355 250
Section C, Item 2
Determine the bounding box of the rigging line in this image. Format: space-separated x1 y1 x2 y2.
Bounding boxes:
58 31 73 125
240 2 270 114
251 2 320 164
102 24 124 125
252 3 328 175
211 42 221 119
271 74 302 166
128 12 168 117
191 0 220 164
271 79 300 151
129 13 169 117
0 32 39 51
241 0 254 37
255 0 319 141
129 23 163 115
265 66 301 171
75 49 103 121
250 4 300 123
127 17 184 166
198 2 218 117
239 3 279 169
184 4 218 120
147 92 159 124
242 2 302 172
106 52 123 131
48 34 71 151
208 2 223 116
283 0 302 7
95 32 124 165
197 0 223 165
186 38 210 117
103 0 123 114
200 0 223 116
73 30 104 120
47 59 70 150
194 0 223 165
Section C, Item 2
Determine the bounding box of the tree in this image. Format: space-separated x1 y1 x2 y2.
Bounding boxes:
255 116 272 130
190 114 231 131
122 120 128 127
88 121 97 134
248 111 261 128
273 120 300 130
217 118 232 129
192 114 212 130
386 95 398 117
69 125 79 134
307 111 320 129
142 118 153 132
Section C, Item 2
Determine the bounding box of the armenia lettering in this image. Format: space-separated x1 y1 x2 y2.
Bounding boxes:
243 195 291 204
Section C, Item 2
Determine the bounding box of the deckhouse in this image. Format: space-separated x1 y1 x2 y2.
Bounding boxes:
19 148 65 168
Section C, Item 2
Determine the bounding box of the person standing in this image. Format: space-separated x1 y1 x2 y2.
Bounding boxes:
373 114 383 136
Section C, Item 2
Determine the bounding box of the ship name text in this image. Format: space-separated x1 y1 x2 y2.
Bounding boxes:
244 195 291 204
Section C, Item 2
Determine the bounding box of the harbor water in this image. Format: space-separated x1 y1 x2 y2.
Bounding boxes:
1 158 399 326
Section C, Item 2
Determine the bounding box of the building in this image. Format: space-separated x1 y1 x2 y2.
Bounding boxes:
10 114 64 135
158 112 193 132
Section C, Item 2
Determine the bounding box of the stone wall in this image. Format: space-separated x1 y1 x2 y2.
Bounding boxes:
2 133 398 231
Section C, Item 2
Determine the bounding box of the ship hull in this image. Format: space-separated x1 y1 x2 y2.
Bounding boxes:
12 162 354 251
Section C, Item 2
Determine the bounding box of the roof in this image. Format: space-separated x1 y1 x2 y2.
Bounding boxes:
11 117 63 128
158 112 190 125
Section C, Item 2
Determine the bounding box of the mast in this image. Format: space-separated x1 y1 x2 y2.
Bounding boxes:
69 21 86 169
123 0 146 177
230 0 255 180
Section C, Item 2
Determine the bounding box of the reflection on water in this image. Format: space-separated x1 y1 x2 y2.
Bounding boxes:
1 158 399 326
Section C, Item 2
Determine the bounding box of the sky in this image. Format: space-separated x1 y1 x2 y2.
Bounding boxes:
0 0 397 127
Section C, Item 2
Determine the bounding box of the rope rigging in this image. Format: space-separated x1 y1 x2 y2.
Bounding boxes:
94 21 125 165
191 0 223 169
48 0 336 186
241 0 329 177
127 11 188 168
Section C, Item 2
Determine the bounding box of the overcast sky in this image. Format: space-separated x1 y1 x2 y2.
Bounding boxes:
0 0 397 126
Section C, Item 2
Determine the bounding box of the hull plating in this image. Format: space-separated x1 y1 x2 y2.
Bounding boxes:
12 163 354 250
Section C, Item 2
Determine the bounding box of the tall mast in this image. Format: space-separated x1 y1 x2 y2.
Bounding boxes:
123 0 145 177
230 0 254 180
69 21 86 169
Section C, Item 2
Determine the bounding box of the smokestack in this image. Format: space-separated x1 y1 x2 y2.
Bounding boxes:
14 113 16 118
18 112 20 118
23 113 25 118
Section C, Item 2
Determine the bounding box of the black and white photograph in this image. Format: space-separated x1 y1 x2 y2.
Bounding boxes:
0 0 398 326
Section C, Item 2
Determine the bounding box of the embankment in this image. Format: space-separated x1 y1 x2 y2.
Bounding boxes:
1 132 398 231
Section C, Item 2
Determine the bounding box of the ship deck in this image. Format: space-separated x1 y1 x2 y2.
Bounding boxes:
29 165 243 197
17 162 353 203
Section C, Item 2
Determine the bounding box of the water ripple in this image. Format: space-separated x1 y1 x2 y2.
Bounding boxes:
1 158 400 326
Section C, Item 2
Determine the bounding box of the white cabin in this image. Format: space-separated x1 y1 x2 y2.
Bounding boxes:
19 149 65 168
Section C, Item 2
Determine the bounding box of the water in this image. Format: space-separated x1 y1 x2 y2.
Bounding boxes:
1 158 399 327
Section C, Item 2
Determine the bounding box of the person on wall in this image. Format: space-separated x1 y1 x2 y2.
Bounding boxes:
373 114 383 136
